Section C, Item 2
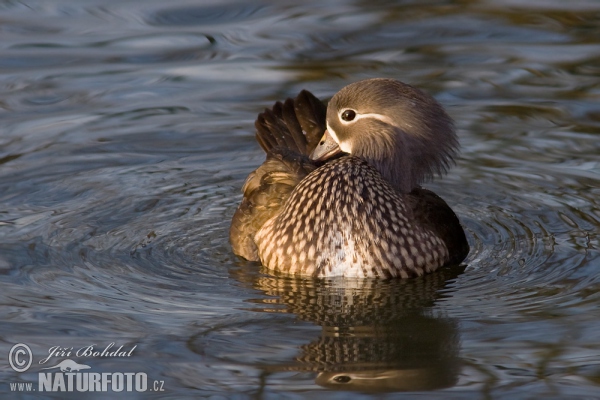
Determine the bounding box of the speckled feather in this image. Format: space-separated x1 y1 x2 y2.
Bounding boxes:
255 156 449 278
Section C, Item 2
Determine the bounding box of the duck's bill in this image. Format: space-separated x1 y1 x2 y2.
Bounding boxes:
310 130 344 161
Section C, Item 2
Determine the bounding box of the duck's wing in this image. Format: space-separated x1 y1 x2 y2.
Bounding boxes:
408 188 470 266
230 90 327 261
254 90 326 156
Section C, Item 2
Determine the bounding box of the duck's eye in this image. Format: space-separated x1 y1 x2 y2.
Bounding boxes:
341 109 356 122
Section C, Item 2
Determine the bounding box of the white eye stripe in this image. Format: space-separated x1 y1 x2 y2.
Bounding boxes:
338 112 395 126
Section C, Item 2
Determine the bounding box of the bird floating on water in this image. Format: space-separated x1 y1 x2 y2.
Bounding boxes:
230 78 469 278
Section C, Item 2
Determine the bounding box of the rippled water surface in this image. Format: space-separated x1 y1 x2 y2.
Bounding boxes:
1 0 600 398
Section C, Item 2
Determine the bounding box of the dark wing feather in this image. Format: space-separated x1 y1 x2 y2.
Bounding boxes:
254 90 327 156
293 89 328 154
408 188 469 266
230 90 327 260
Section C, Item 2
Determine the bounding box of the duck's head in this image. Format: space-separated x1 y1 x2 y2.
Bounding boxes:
310 78 458 193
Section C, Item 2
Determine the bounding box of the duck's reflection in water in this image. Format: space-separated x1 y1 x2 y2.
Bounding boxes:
245 265 464 392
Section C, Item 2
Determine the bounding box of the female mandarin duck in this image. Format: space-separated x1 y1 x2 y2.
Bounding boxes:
230 78 469 278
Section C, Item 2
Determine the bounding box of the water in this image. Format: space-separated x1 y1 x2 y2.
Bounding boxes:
1 0 599 398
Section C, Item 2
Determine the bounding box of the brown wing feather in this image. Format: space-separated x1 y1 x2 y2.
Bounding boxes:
230 90 327 260
254 90 326 156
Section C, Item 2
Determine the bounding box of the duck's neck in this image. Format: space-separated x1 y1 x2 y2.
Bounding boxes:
367 157 415 194
356 133 421 194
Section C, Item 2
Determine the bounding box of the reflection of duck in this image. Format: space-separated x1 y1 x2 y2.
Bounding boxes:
230 78 469 278
312 314 460 392
238 265 464 392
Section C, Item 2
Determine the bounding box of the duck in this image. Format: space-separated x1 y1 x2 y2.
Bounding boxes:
230 78 469 278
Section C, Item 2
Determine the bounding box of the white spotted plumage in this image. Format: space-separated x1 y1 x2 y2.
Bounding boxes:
255 156 450 278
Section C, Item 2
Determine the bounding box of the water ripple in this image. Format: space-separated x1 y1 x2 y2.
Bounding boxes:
148 3 268 27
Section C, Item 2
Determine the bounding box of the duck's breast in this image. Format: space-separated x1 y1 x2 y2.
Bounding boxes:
255 156 451 278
